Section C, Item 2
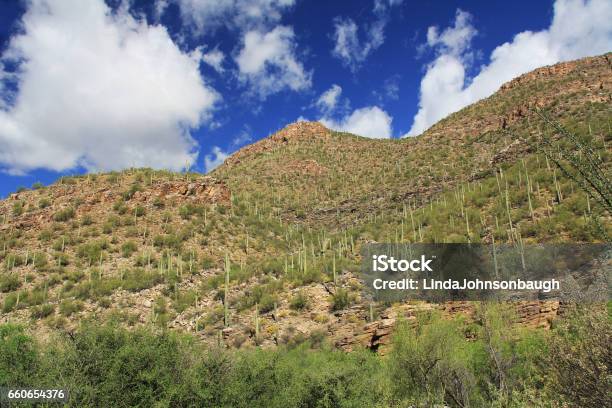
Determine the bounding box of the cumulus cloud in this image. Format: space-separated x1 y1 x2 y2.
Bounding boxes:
235 26 311 99
332 0 402 70
0 0 219 174
315 84 342 114
165 0 295 34
425 9 476 56
407 0 612 136
202 49 225 73
321 106 392 139
204 146 229 172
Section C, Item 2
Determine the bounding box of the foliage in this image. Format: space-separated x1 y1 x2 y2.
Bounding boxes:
1 307 606 407
53 208 75 222
545 306 611 407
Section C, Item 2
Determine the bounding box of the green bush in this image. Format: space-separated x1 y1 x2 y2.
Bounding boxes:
121 241 138 258
59 300 84 317
0 275 21 293
122 269 163 292
12 201 24 216
53 208 75 222
289 291 309 311
0 324 39 386
0 305 605 407
331 288 350 311
545 307 611 407
38 198 51 208
133 205 146 217
77 240 108 264
2 293 19 313
30 304 55 319
179 204 204 220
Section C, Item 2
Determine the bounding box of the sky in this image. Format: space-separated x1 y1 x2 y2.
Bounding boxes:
0 0 610 197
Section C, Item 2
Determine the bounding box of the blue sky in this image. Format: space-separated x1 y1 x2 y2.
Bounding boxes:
0 0 610 197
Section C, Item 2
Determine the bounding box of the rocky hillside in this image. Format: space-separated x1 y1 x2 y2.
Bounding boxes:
0 53 610 351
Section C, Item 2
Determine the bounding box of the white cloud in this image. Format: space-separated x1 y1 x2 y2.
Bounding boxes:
0 0 219 174
321 106 392 139
407 0 612 136
374 0 404 13
315 84 342 114
204 146 229 172
332 0 402 70
167 0 295 34
425 9 476 56
332 17 385 71
235 25 311 99
202 49 225 73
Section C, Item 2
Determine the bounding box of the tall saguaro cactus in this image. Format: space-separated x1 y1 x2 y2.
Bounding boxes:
224 253 230 327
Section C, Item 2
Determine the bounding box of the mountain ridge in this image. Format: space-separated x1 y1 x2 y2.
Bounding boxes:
0 52 610 351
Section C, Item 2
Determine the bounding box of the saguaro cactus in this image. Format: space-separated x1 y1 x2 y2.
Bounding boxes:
224 253 230 327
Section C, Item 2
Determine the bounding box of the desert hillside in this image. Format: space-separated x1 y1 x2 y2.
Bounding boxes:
0 53 610 351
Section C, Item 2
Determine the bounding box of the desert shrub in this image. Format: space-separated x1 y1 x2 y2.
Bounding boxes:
289 291 309 311
121 241 138 258
81 214 94 226
121 183 142 201
53 208 75 222
30 304 55 319
0 324 39 386
113 201 128 215
179 204 204 220
258 294 278 314
153 234 183 250
389 312 481 407
0 304 606 408
4 253 24 268
38 198 51 209
545 307 611 407
59 300 84 317
153 197 165 208
0 275 21 292
172 290 197 313
122 269 163 292
53 252 70 266
77 240 108 264
12 201 24 216
331 288 350 311
32 182 44 190
2 293 19 313
200 256 215 269
133 205 146 217
38 229 53 242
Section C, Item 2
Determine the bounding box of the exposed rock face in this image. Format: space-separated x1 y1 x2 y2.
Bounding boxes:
131 178 230 204
336 300 562 354
0 175 230 232
223 121 330 167
490 138 532 165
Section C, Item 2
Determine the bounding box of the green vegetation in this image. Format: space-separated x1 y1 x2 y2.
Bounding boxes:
0 306 608 407
289 290 309 311
53 207 75 222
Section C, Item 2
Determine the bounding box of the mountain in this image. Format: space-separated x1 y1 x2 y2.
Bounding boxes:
0 53 610 351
